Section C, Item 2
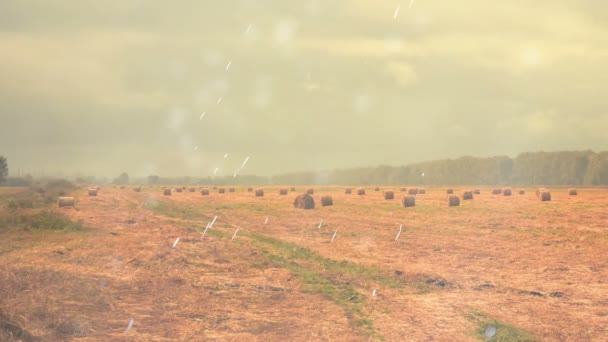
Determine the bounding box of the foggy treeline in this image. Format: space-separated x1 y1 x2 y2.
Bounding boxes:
3 151 608 187
272 151 608 186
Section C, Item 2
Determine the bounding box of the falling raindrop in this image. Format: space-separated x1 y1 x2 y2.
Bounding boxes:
125 318 134 333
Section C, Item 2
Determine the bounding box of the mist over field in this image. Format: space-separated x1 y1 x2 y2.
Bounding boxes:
2 1 608 179
3 3 608 341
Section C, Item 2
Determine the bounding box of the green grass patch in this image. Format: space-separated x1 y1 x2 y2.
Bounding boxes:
248 233 402 289
244 232 410 340
259 249 381 339
145 199 272 220
0 210 86 232
466 311 536 341
144 200 211 220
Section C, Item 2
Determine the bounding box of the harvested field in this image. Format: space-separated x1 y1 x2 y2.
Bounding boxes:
1 186 607 341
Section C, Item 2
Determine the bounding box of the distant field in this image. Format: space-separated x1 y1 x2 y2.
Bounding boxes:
1 185 607 341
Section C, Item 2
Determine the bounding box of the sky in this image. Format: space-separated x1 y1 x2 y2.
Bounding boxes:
1 0 607 178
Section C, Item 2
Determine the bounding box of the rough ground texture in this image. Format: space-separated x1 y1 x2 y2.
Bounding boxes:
1 186 607 341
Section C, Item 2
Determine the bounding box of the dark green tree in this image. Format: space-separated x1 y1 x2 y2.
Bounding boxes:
112 172 129 185
0 156 7 184
147 174 160 185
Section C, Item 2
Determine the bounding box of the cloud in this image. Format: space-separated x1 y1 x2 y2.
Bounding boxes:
1 1 608 177
386 62 418 87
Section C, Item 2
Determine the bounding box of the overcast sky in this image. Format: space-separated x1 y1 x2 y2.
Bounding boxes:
1 1 607 178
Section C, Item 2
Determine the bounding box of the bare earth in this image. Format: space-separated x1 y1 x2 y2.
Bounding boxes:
1 186 608 341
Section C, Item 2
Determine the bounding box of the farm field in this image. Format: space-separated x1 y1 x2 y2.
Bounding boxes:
1 186 608 341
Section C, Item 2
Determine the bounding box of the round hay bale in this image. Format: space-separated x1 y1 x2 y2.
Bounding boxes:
419 189 426 194
408 188 419 195
229 188 235 193
279 189 288 195
519 190 525 195
119 186 125 189
88 188 98 196
539 191 551 201
568 188 577 196
255 189 264 197
502 188 512 196
447 195 460 207
182 186 186 190
492 189 501 195
218 188 225 194
374 187 380 191
294 193 315 209
163 188 172 196
357 188 366 196
402 196 415 207
446 189 454 194
344 188 352 194
384 191 394 200
306 188 314 195
321 196 333 206
473 189 480 194
175 187 183 193
400 188 407 192
290 187 296 192
57 197 75 208
133 187 142 192
247 187 253 192
462 190 473 200
189 187 196 192
535 188 542 198
201 189 210 196
212 186 218 190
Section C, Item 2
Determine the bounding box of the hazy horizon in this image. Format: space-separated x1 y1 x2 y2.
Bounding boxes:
2 1 608 178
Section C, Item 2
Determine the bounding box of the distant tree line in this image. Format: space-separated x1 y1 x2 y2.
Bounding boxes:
0 156 7 184
271 150 608 186
143 174 270 186
3 151 608 187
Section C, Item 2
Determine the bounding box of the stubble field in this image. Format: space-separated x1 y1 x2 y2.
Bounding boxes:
1 185 607 341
